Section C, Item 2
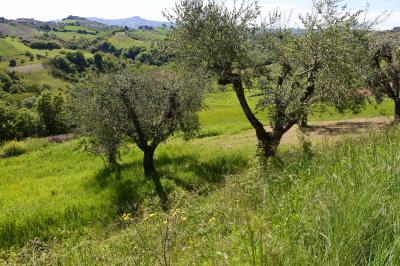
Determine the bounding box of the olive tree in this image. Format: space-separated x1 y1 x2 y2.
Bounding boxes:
71 68 205 209
370 38 400 121
166 0 374 157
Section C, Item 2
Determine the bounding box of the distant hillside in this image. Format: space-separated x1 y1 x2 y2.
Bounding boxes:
0 18 37 39
87 16 171 29
60 16 116 31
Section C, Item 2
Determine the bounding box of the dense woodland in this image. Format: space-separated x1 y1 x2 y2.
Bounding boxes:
1 0 400 264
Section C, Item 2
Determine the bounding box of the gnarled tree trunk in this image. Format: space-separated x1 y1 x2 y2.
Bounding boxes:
231 76 282 158
143 147 168 211
257 133 283 158
395 99 400 122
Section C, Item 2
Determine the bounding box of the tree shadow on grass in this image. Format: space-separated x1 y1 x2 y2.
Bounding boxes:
90 152 250 211
156 153 249 192
91 162 151 213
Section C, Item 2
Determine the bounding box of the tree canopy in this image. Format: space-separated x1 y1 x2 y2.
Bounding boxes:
166 0 376 157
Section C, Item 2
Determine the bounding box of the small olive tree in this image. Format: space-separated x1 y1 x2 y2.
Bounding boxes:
166 0 374 157
71 68 205 209
370 38 400 121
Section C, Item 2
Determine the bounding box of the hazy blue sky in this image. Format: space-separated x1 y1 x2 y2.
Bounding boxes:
2 0 399 29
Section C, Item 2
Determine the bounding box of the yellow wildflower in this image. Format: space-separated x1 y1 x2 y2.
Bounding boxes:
144 213 157 221
208 217 216 224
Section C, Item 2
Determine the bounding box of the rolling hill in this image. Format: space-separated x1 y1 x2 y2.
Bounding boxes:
87 16 171 29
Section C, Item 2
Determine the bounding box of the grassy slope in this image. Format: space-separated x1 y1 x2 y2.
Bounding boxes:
108 32 150 49
108 29 167 49
0 22 37 39
0 37 92 68
39 127 400 265
0 91 397 263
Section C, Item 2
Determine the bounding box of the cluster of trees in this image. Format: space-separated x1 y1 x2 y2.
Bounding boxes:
66 0 400 209
48 43 174 79
0 71 41 94
90 41 119 54
138 25 154 30
29 41 61 50
3 0 398 209
48 51 89 79
122 45 173 66
0 90 68 142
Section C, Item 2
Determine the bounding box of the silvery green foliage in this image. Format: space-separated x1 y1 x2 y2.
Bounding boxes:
257 0 375 130
369 36 400 118
165 0 261 79
71 68 205 163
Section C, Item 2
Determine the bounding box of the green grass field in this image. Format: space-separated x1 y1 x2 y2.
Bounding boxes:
0 37 92 69
34 127 400 265
108 32 152 49
0 91 398 264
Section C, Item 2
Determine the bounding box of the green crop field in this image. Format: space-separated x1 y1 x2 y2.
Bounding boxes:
108 32 152 48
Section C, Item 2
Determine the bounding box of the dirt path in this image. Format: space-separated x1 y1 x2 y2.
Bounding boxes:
9 63 44 74
280 116 392 145
192 116 394 149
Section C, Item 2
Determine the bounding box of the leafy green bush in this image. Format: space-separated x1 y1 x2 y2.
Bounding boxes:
36 90 68 135
0 101 42 142
14 108 42 139
0 101 16 142
9 59 16 67
2 141 26 157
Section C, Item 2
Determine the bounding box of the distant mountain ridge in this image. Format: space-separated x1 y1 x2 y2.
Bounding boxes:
86 16 171 29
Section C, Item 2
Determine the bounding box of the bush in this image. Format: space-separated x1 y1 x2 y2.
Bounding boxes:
0 101 42 142
0 72 12 91
22 96 37 109
24 51 33 57
14 108 42 139
9 84 22 94
2 141 26 157
36 90 68 135
0 101 16 142
9 59 16 67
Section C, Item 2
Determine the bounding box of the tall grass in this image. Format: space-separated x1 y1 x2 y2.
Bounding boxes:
19 127 400 265
0 137 251 250
0 91 397 263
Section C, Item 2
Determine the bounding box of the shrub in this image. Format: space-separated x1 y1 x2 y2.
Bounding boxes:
2 141 26 157
22 96 37 109
0 101 16 142
36 54 45 60
9 59 16 67
0 72 12 91
24 51 33 57
36 90 68 135
9 84 22 94
14 108 42 139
